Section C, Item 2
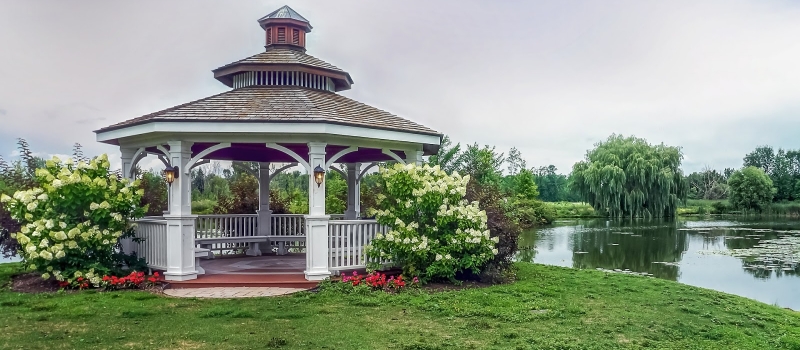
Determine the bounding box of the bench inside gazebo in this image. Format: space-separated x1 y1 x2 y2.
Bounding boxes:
95 6 441 285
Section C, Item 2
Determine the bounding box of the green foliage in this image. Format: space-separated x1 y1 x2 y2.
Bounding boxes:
457 143 505 186
213 173 259 214
191 199 216 215
1 154 145 284
743 146 800 202
426 135 462 174
367 164 497 282
728 166 775 213
0 139 44 258
463 179 522 283
543 202 599 218
504 169 554 227
324 170 347 215
138 170 167 216
571 134 688 218
533 165 579 202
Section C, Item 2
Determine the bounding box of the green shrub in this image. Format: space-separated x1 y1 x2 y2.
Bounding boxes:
367 164 497 282
191 199 217 215
1 155 145 285
711 201 730 214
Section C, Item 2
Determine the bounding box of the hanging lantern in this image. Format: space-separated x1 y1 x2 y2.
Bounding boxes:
163 166 179 185
313 165 325 187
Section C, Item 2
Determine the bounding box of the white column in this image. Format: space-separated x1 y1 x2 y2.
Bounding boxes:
344 163 361 219
406 149 424 166
119 148 137 255
255 162 271 256
163 141 198 281
304 142 330 280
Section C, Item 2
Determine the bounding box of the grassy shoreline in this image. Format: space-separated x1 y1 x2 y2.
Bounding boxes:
2 262 800 349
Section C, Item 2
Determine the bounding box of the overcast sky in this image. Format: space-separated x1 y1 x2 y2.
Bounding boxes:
1 0 799 174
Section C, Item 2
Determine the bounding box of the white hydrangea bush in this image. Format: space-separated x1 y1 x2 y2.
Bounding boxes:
0 154 145 285
367 163 498 281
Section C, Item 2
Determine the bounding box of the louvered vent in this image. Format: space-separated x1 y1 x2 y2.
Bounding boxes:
232 71 335 92
277 27 286 43
266 28 272 45
292 29 300 45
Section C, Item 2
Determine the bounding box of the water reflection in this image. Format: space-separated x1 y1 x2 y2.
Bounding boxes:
520 218 800 309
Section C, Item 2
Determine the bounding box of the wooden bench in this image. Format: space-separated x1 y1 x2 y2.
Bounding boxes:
194 247 212 275
266 235 305 255
195 236 269 256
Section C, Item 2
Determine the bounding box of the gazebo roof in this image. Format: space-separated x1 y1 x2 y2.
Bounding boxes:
215 48 345 73
95 6 441 156
96 86 439 136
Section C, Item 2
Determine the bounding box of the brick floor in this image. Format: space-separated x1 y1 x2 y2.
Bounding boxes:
163 286 307 298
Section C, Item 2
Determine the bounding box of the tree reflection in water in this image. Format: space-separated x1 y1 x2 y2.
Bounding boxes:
518 218 800 281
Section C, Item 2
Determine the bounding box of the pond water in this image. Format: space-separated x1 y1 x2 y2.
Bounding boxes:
520 218 800 309
0 255 20 264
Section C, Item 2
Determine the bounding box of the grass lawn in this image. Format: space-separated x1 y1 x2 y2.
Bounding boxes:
2 263 800 350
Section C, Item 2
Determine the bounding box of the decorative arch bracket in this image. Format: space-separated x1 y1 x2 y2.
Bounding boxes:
325 146 358 169
328 166 346 178
269 163 299 181
185 143 231 174
381 149 406 165
128 147 147 178
189 159 210 171
358 162 379 182
265 143 310 172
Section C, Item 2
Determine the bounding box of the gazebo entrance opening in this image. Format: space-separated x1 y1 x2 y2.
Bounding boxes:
96 6 441 282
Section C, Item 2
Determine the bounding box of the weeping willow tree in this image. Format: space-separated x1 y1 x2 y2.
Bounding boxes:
570 135 688 218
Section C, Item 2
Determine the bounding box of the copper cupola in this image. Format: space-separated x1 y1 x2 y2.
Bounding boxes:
258 5 312 51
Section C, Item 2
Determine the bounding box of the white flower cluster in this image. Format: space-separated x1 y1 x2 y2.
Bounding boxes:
376 230 430 252
1 154 142 283
367 163 499 278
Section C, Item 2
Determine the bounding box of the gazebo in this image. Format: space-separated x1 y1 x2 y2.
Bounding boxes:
95 6 441 282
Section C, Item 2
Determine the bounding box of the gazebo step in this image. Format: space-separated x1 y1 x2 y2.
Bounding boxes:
166 273 319 289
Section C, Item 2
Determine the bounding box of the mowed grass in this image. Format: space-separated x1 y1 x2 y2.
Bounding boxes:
2 263 800 350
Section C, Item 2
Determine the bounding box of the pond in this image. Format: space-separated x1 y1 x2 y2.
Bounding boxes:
520 217 800 309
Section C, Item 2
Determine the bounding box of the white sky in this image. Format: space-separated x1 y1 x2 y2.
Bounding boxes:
1 0 799 174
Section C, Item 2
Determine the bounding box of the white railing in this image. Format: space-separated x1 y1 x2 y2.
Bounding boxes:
270 214 305 237
133 217 168 270
195 214 258 252
328 220 390 271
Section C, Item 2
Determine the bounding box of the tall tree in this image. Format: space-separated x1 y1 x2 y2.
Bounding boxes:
458 143 505 186
427 135 462 174
570 134 688 218
743 146 775 174
506 147 526 176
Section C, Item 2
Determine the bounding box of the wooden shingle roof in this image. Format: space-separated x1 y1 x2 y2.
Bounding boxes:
215 48 346 74
96 87 440 136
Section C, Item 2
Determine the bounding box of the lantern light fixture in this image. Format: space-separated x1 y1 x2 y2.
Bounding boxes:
313 165 325 187
163 166 179 186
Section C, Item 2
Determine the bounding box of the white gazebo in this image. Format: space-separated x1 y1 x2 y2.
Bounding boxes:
95 6 441 282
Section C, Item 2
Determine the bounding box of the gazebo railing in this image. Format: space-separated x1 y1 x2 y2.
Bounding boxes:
193 214 346 253
328 220 390 272
132 217 168 270
195 214 259 252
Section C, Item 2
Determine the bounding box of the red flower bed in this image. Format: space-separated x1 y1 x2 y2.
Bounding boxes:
341 271 419 291
58 271 162 290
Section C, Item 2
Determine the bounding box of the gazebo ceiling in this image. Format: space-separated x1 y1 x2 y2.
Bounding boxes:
146 142 408 164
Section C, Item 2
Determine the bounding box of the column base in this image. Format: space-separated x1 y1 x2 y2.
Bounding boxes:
304 269 332 281
164 271 198 281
